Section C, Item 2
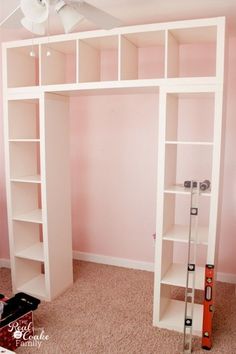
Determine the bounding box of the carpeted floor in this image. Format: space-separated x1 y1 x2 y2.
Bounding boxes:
1 261 236 354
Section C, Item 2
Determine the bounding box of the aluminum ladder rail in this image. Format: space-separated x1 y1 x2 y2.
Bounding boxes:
183 181 200 354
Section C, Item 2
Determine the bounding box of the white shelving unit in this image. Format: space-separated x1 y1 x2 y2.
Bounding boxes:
2 17 225 329
3 94 73 301
153 20 225 334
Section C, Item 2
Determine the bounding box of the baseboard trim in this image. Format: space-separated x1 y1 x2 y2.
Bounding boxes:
216 271 236 284
1 254 236 284
0 258 11 268
74 252 236 284
73 251 154 272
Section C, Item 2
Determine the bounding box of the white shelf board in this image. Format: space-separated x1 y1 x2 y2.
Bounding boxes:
158 299 203 336
13 209 43 224
163 224 208 245
43 80 161 96
10 174 41 183
17 274 47 300
164 185 211 197
161 263 204 290
9 139 40 142
46 77 217 95
15 243 44 262
6 77 218 97
165 141 213 146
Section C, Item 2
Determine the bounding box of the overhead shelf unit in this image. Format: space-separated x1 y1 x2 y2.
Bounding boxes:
4 16 223 92
2 16 225 324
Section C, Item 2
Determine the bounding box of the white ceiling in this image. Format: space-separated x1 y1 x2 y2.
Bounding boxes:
1 0 236 40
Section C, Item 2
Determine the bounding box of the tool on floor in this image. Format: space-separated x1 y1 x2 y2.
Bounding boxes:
202 264 215 350
183 181 200 354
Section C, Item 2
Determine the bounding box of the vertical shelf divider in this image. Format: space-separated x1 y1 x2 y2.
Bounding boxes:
76 39 79 83
167 31 179 78
120 35 138 80
78 39 100 82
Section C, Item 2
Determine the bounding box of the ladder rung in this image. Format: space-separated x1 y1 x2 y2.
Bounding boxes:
188 264 195 271
185 318 192 327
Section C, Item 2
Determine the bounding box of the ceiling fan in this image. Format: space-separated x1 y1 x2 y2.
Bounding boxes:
0 0 122 35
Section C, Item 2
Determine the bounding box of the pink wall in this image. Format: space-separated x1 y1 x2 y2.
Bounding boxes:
70 94 158 261
0 36 236 276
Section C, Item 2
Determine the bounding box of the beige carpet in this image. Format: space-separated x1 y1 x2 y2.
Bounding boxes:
0 261 236 354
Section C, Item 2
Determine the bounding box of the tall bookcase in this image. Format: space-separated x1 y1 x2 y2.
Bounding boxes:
3 93 73 301
153 86 224 335
152 21 225 334
2 17 225 331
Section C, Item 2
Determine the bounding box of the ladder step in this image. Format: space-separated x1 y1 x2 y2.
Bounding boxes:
185 318 192 327
188 264 195 271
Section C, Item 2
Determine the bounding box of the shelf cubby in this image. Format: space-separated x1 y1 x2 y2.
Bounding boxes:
11 182 42 222
9 141 40 180
8 99 39 140
13 209 42 224
160 238 206 289
41 40 77 85
161 262 204 290
162 193 210 244
165 92 215 143
164 144 213 191
167 26 217 78
15 258 46 299
15 243 44 262
13 221 44 262
120 31 165 80
7 45 39 88
163 224 208 245
78 36 118 82
158 284 203 335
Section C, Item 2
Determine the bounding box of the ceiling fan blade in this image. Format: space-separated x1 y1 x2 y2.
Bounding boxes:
69 1 122 29
0 5 23 28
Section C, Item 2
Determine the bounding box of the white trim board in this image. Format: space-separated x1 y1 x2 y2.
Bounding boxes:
73 252 236 284
73 251 154 272
216 271 236 284
1 254 236 284
0 258 11 268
